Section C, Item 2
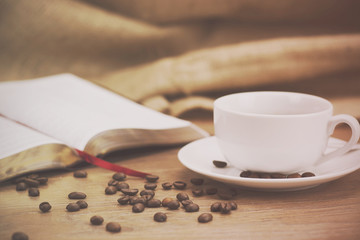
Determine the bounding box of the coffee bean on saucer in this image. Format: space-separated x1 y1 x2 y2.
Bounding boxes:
161 182 172 190
154 212 167 222
106 222 121 232
173 181 187 190
90 215 104 225
185 203 199 212
302 172 316 177
76 200 88 209
11 231 29 240
73 170 87 178
271 173 287 179
213 160 227 168
198 213 213 223
16 182 27 191
145 174 159 183
240 171 252 178
259 172 272 179
190 178 204 185
287 173 302 178
144 183 157 190
68 192 86 199
176 192 189 202
66 203 80 212
121 188 139 196
132 203 145 213
39 202 52 212
28 188 39 197
112 172 126 181
105 186 117 195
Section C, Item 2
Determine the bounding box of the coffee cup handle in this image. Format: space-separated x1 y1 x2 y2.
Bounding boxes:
318 114 360 164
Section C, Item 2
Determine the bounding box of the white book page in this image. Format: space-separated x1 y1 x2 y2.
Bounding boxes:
0 116 61 159
0 74 193 150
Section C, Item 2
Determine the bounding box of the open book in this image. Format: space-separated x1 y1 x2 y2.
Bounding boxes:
0 74 209 181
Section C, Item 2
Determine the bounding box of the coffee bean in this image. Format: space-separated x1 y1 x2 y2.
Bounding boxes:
37 177 48 185
129 196 146 205
24 178 39 188
140 189 155 198
220 202 232 214
68 192 86 199
161 197 174 207
11 232 29 240
161 182 172 190
108 179 119 186
153 212 167 222
39 202 51 212
117 196 130 205
210 202 221 212
176 192 189 202
144 183 157 190
132 203 145 213
240 171 252 178
147 199 162 208
90 215 104 225
249 172 260 178
106 222 121 232
167 200 180 210
229 201 238 210
192 188 204 197
105 186 117 195
112 172 126 181
217 191 232 200
190 178 204 185
145 174 159 183
271 173 287 179
185 203 199 212
116 182 130 191
142 194 153 202
213 160 227 168
206 188 218 195
66 203 80 212
76 200 88 209
73 170 87 178
28 187 39 197
302 172 316 177
121 188 138 196
198 213 213 223
173 181 187 190
287 173 302 178
16 182 27 191
259 172 272 179
181 199 193 207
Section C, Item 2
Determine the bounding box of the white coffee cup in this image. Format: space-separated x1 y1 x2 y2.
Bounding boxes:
214 91 360 173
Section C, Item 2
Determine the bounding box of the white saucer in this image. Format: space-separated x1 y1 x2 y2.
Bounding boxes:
178 136 360 191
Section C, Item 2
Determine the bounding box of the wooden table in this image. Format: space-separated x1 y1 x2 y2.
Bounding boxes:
1 114 359 240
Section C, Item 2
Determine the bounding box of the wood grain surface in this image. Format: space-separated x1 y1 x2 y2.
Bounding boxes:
0 114 359 240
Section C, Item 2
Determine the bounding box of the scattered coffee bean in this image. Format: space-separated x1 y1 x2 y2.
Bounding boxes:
240 171 252 178
181 200 193 207
190 178 204 185
121 188 138 196
140 189 155 198
302 172 316 177
145 174 159 183
39 202 52 212
73 170 87 178
287 173 302 178
132 203 145 213
206 187 218 195
129 196 147 205
106 222 121 232
220 202 232 214
229 201 238 210
153 212 167 222
16 182 27 191
108 179 119 186
161 198 174 207
142 194 153 202
90 215 104 225
192 188 204 197
210 202 221 212
213 160 227 168
105 186 117 195
37 177 48 185
144 183 157 190
161 182 172 190
198 213 213 223
185 203 199 212
271 173 287 179
66 203 80 212
167 200 180 210
116 182 130 190
28 187 39 197
176 192 189 202
68 192 86 199
112 172 126 181
173 181 187 190
76 200 88 209
24 178 39 188
147 199 162 208
11 232 29 240
117 196 130 205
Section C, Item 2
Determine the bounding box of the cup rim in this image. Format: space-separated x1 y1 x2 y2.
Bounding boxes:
214 91 333 118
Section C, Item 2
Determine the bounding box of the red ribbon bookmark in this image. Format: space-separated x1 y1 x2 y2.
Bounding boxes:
75 149 150 178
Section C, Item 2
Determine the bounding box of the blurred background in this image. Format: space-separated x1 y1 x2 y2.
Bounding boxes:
1 0 360 118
